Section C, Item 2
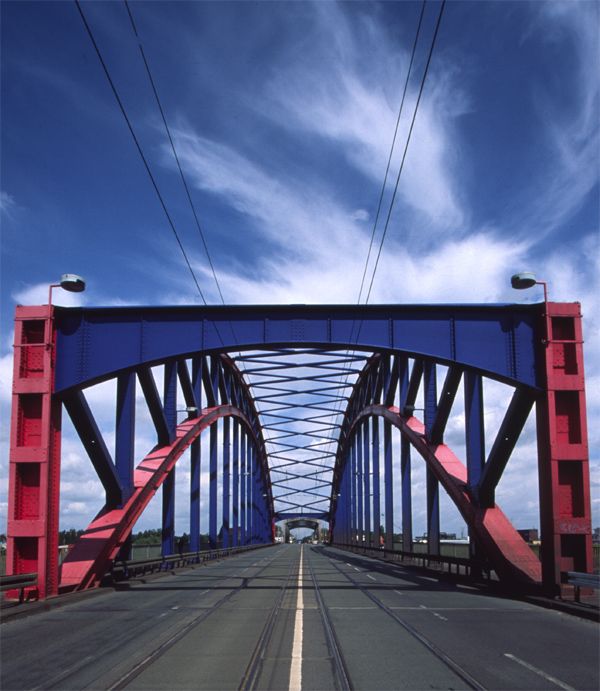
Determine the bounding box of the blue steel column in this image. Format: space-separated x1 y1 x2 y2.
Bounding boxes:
350 437 357 546
372 416 381 549
363 419 371 548
424 361 439 556
255 447 261 544
209 358 219 550
357 426 363 546
162 361 177 557
340 459 347 544
465 372 485 502
465 372 485 563
400 355 412 552
232 420 239 547
247 436 253 544
384 420 393 550
240 427 247 546
256 459 262 544
223 417 230 548
190 357 202 552
209 420 218 550
346 456 352 544
401 437 413 551
252 444 258 544
116 372 135 559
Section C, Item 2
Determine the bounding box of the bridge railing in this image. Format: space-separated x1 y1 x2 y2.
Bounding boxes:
110 543 271 583
561 571 600 603
332 543 494 582
1 573 38 604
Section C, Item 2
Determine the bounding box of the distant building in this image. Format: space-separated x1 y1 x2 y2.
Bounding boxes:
517 529 539 543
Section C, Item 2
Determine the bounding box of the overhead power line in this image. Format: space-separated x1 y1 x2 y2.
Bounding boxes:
356 0 428 306
74 0 209 306
326 1 437 466
364 0 446 306
124 0 226 306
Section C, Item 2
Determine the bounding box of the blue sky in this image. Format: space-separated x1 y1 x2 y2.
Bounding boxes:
1 1 598 538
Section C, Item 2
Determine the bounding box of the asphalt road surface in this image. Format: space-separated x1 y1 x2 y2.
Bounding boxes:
1 544 598 690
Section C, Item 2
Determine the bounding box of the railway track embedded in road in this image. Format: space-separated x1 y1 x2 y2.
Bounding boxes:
311 545 487 691
111 546 293 690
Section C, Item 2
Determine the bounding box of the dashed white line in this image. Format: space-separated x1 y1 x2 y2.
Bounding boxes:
367 575 376 580
504 654 575 690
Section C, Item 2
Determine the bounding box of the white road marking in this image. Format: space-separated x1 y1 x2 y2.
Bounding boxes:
417 604 447 620
289 547 304 690
367 575 376 580
394 590 403 596
504 654 576 691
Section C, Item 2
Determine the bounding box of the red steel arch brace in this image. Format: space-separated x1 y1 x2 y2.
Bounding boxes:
59 405 261 592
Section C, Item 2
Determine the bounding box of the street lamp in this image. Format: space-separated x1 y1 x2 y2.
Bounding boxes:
511 271 550 343
510 271 547 305
48 274 86 305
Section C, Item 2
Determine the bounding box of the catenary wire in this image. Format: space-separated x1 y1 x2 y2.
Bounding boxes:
351 0 446 350
124 1 226 307
364 0 446 308
328 0 435 466
355 0 427 308
74 0 213 311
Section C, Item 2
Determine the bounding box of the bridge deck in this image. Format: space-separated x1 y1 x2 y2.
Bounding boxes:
2 545 598 690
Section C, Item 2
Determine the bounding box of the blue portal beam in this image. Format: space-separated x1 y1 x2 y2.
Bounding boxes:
53 304 543 394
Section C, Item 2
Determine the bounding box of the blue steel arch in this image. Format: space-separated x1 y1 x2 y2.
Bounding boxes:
58 352 275 592
50 303 545 590
329 354 541 585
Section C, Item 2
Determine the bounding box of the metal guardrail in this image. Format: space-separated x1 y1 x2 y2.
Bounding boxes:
332 543 493 580
0 572 38 604
110 543 270 583
561 571 600 602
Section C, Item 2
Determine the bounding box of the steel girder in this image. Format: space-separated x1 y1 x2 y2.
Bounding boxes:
52 304 542 392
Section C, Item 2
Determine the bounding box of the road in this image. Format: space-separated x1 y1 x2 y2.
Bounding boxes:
1 544 598 690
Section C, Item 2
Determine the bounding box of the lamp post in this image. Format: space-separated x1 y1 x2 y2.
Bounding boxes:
48 274 86 306
8 274 86 599
511 271 549 342
510 271 547 308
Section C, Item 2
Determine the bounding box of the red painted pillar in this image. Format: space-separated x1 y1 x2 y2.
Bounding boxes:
536 302 592 598
6 305 62 600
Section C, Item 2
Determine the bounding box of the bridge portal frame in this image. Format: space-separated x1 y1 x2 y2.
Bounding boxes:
6 301 592 598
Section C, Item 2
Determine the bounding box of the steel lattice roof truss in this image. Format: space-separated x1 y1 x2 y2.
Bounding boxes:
234 349 368 519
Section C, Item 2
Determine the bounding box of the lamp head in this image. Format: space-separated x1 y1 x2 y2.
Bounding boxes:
60 274 86 292
510 271 537 290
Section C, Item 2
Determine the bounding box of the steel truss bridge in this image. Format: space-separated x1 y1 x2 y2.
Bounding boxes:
7 302 592 599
